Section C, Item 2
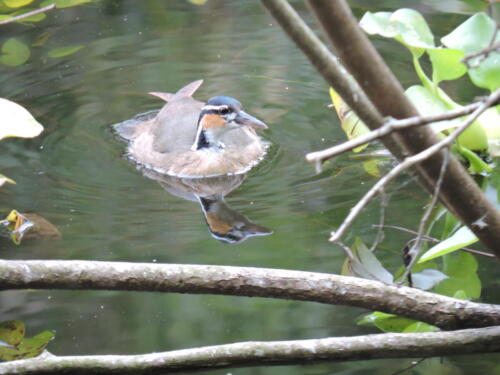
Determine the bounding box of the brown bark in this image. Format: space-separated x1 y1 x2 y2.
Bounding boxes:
1 260 499 330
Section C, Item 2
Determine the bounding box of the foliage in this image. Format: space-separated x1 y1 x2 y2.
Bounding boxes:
359 9 500 158
0 320 54 362
419 226 477 262
358 311 438 333
334 9 500 333
0 0 93 66
353 10 500 258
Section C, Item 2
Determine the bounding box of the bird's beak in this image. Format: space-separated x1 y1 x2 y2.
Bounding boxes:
235 111 268 130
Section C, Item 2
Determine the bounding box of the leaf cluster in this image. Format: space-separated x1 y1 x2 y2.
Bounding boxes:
335 9 500 333
0 0 93 66
0 320 54 362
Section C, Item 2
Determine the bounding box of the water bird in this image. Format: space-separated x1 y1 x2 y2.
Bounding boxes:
114 80 269 178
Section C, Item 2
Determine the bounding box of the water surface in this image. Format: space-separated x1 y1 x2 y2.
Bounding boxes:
1 1 498 374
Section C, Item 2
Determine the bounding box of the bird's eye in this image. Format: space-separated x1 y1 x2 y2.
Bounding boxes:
220 108 230 115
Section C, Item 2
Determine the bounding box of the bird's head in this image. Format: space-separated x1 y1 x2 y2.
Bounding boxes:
193 96 267 150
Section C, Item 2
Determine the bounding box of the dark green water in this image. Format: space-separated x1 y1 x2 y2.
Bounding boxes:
1 1 499 374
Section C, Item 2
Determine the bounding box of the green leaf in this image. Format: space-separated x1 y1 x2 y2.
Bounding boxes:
443 250 478 276
469 54 500 91
0 330 54 361
360 9 434 58
15 331 54 357
452 290 468 300
434 252 481 299
0 321 25 346
359 12 399 38
441 13 500 91
456 146 493 174
47 45 84 58
441 13 497 54
3 0 34 8
402 322 438 333
391 8 435 53
0 38 30 66
427 48 467 83
477 106 500 142
418 226 478 263
357 311 394 325
40 0 95 8
358 312 416 333
362 159 381 177
0 98 44 140
405 85 461 132
405 85 487 150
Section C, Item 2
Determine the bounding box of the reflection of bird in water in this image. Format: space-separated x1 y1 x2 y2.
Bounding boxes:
140 168 272 244
114 80 269 178
113 80 272 243
198 196 272 244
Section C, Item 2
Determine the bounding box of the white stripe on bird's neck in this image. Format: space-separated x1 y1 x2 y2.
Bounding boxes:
192 116 228 151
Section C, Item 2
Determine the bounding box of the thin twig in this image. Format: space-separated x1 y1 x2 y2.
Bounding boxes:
462 23 500 69
306 101 487 164
0 4 56 26
462 41 500 68
330 89 500 244
400 149 451 283
372 224 495 258
369 188 388 252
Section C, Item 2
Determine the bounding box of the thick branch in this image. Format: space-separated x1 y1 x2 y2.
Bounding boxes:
284 0 500 258
2 327 500 375
1 260 499 330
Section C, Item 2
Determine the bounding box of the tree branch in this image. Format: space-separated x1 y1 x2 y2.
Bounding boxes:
2 327 499 375
305 100 487 164
292 0 500 258
401 149 450 283
329 89 500 245
0 4 56 26
1 260 500 330
260 0 406 160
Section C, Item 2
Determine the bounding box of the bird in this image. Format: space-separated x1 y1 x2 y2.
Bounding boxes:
114 80 269 178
